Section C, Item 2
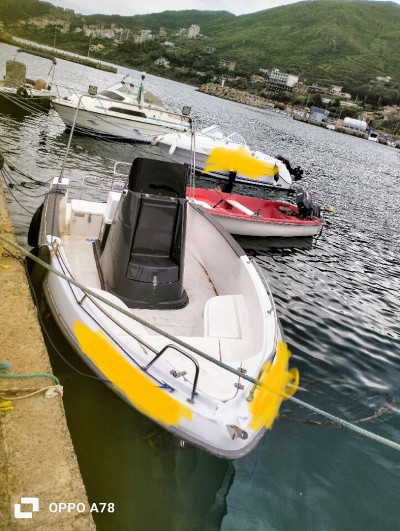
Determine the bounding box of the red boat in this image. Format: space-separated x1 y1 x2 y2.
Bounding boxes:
187 187 325 238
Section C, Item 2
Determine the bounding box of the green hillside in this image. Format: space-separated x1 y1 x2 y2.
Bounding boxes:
0 0 54 21
2 0 400 93
82 10 235 32
201 1 400 85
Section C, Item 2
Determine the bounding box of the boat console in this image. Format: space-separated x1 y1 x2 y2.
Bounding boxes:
95 157 189 309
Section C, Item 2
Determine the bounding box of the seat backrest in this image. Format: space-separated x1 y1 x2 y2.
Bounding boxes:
127 195 185 284
130 196 179 258
97 181 188 308
128 157 187 198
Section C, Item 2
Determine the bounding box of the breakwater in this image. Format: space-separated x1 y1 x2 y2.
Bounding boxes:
197 83 269 108
0 35 117 73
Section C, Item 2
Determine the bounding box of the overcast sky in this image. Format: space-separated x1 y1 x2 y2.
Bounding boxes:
52 0 400 17
46 0 319 16
53 0 298 16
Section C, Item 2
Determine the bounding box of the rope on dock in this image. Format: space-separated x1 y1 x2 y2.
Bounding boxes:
0 385 63 401
0 363 62 410
0 234 399 452
0 371 60 386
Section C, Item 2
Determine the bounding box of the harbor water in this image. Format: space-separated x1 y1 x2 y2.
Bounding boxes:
0 42 399 530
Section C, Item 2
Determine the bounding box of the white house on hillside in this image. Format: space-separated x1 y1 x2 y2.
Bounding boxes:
187 24 200 38
268 68 298 88
134 30 153 43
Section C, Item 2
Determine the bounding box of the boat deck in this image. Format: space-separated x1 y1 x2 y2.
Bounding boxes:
61 235 217 337
60 234 244 401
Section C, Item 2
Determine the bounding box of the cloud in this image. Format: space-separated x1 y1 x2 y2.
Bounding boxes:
55 0 303 17
55 0 400 17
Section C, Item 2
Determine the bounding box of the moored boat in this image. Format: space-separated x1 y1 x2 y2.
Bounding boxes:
51 74 191 142
28 151 298 458
187 186 324 238
154 124 304 189
0 48 57 111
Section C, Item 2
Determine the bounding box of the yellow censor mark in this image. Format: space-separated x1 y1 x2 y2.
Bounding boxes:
74 321 192 426
0 246 10 269
249 340 299 430
203 146 279 179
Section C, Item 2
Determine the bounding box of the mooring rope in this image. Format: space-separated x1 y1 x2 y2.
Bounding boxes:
0 384 63 401
0 372 60 386
0 147 48 186
0 89 48 114
0 234 398 452
0 365 62 412
280 379 395 426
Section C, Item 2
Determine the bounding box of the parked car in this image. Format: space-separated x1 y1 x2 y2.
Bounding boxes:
368 132 379 142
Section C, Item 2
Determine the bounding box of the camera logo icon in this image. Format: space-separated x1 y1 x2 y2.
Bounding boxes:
14 497 39 519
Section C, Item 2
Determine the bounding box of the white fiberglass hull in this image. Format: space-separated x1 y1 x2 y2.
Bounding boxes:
52 98 190 143
156 136 293 189
211 212 322 237
35 177 291 458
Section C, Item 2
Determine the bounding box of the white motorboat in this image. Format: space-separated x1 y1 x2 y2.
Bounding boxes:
154 125 304 189
0 48 57 111
51 74 191 143
28 142 298 458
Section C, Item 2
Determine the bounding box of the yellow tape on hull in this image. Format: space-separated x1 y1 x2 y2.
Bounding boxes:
249 340 299 430
74 321 192 427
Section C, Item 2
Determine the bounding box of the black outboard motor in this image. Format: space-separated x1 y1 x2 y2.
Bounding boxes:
295 187 321 219
95 157 188 310
276 155 304 181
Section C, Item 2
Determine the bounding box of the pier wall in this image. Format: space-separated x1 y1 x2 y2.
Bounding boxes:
0 184 96 529
198 83 269 108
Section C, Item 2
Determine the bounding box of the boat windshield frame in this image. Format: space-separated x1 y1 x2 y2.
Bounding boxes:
98 89 126 101
201 125 247 146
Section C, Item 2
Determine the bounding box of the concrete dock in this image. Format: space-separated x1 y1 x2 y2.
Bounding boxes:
0 184 96 529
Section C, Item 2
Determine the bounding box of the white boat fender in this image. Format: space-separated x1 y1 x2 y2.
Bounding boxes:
169 140 177 155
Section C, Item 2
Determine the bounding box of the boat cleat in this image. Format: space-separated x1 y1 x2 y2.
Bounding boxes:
227 424 248 440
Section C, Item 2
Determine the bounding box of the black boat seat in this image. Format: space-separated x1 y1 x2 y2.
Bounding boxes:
127 255 179 283
97 156 188 309
127 195 182 284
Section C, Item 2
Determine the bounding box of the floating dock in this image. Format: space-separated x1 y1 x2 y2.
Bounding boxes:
0 184 95 529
